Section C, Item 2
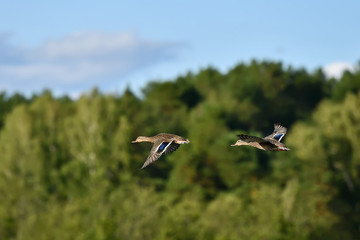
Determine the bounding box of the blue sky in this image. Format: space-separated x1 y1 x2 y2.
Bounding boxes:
1 0 359 97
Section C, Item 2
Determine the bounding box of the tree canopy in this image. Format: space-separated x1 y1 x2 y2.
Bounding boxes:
0 60 359 239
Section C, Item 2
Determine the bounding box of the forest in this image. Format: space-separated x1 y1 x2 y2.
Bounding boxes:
0 60 359 239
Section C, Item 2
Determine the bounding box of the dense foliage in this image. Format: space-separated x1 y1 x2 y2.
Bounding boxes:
0 60 359 239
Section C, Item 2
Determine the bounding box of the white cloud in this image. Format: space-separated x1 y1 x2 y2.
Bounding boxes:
0 31 184 95
323 61 355 79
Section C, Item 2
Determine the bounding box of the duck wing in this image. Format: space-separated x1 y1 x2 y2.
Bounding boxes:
164 142 180 154
265 124 287 142
141 140 174 169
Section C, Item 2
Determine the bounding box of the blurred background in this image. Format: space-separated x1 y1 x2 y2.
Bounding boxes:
1 1 360 239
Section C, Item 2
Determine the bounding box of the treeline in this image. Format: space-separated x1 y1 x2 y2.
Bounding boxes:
0 60 359 239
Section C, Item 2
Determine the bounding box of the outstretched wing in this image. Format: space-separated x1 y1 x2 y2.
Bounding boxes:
140 140 174 169
164 142 180 154
265 123 287 142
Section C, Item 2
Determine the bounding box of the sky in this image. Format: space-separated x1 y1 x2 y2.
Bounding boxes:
0 0 359 97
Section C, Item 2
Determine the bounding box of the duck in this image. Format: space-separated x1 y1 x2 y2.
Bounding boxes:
231 124 290 151
132 133 190 169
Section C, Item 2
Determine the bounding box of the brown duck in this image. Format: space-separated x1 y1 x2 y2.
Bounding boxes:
132 133 190 169
231 124 290 151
